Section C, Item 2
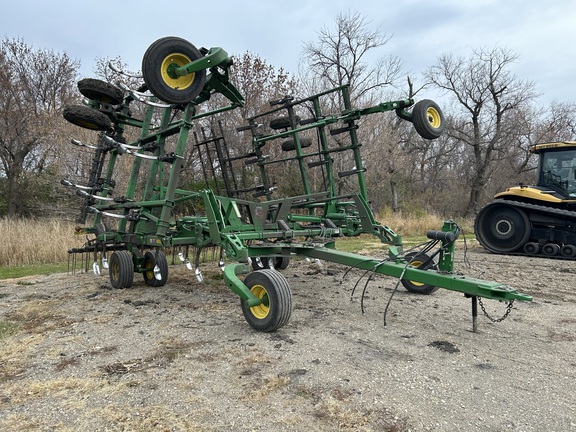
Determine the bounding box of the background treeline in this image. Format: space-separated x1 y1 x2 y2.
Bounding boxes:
1 11 575 222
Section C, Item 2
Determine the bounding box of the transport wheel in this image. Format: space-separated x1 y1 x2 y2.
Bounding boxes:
109 250 134 289
63 105 112 131
400 252 439 295
412 99 444 139
241 270 292 332
77 78 124 105
142 250 169 287
269 115 300 130
281 138 312 151
475 204 530 253
142 36 206 104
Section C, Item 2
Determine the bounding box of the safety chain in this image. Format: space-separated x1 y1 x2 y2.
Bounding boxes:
478 298 515 322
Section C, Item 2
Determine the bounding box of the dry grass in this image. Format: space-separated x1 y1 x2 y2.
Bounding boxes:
375 208 474 237
4 300 73 333
0 217 81 267
0 333 45 382
0 212 474 270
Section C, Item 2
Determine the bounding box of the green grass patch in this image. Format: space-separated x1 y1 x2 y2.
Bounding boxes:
0 321 19 339
334 234 431 254
0 263 68 280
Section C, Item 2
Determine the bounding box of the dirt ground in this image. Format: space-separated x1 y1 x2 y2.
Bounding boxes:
0 242 575 432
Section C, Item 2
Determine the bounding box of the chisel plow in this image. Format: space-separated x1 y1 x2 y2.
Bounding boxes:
62 36 531 332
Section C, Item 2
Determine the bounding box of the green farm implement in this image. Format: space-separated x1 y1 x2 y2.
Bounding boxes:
62 36 532 332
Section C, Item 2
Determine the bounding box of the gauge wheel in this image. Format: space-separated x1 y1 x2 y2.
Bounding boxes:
281 138 312 151
251 257 268 271
266 256 290 270
412 99 445 139
109 250 134 289
142 250 169 287
400 252 439 295
251 256 290 270
269 115 300 130
272 256 290 270
63 105 112 131
241 270 292 332
78 78 124 105
474 204 530 253
142 36 207 104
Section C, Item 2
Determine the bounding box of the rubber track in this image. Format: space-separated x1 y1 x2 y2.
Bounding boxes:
477 200 576 260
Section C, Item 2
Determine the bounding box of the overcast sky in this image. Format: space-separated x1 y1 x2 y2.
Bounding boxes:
2 0 575 106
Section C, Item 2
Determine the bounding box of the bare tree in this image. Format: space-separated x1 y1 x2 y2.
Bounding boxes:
301 11 402 106
426 47 537 215
0 38 79 216
299 11 409 211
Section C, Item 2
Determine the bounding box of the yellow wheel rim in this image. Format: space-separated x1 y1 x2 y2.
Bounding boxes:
426 107 442 128
408 260 425 287
111 262 120 281
161 52 196 90
75 119 100 129
144 260 154 280
249 284 270 319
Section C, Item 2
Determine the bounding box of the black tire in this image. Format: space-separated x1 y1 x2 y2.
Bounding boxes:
251 256 290 271
281 138 312 151
109 251 134 289
523 242 540 255
142 36 207 104
269 115 300 130
142 250 169 287
412 99 444 140
400 252 439 295
561 244 576 257
78 78 124 105
474 203 530 253
542 243 560 257
63 105 112 131
251 257 268 271
273 256 290 270
241 270 292 332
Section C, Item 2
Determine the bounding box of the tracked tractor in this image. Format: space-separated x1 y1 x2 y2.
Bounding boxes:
475 141 576 258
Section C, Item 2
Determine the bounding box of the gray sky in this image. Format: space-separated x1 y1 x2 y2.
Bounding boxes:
2 0 575 105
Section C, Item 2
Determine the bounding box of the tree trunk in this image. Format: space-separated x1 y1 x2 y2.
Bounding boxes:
390 178 399 212
6 167 21 216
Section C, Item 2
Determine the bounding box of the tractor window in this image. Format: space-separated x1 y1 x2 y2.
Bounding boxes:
540 150 576 197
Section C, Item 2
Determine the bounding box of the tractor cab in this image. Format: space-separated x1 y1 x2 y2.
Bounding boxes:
533 141 576 198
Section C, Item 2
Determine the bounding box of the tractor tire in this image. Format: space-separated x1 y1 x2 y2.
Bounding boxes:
475 204 530 253
241 270 292 332
412 99 444 140
142 36 206 104
63 105 112 131
78 78 124 105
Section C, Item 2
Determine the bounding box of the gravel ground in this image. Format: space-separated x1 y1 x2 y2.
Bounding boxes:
0 243 575 431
